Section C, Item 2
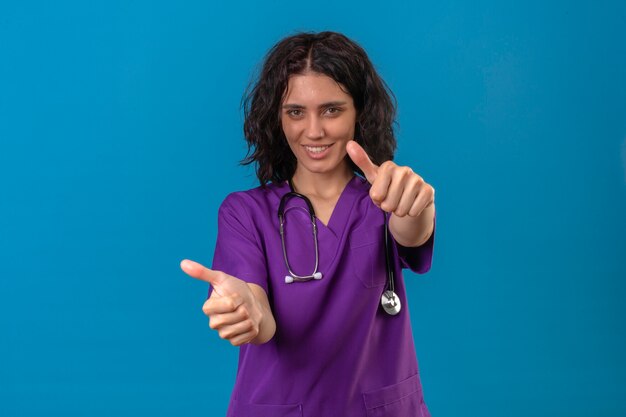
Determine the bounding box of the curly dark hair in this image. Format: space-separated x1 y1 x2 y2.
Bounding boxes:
242 31 397 185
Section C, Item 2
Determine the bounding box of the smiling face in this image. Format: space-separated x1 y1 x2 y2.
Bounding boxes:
280 72 357 183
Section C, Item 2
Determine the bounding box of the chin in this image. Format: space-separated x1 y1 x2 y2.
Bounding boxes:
303 161 346 176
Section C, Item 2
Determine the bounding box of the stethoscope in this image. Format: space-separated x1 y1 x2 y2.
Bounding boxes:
277 180 402 315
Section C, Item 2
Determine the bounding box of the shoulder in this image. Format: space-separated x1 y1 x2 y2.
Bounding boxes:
216 182 288 241
219 182 287 218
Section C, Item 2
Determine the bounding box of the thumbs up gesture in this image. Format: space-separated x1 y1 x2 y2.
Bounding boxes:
346 140 434 218
181 259 275 346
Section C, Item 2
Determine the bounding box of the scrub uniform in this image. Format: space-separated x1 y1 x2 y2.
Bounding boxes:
212 175 435 417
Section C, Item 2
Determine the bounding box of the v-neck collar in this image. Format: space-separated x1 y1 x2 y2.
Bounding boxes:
322 175 362 238
279 174 363 239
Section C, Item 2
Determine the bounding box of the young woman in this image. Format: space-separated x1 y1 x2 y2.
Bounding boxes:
181 31 436 417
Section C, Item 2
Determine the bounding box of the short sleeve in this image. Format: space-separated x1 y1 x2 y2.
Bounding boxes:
211 193 268 292
395 214 436 274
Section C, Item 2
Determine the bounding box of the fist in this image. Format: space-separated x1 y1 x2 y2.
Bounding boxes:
181 259 264 346
346 140 434 218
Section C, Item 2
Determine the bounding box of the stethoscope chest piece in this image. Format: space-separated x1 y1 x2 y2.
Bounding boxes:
381 290 401 315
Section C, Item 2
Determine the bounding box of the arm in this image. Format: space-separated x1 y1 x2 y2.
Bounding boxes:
346 140 436 248
194 193 275 346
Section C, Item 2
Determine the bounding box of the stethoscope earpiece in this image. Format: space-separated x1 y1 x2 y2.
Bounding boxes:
285 272 322 284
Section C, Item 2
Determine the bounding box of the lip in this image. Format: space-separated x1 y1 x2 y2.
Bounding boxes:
302 143 334 160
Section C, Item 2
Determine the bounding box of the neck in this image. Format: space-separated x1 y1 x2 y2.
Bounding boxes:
291 164 354 199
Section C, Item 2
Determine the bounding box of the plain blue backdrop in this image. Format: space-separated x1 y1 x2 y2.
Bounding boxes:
1 1 625 416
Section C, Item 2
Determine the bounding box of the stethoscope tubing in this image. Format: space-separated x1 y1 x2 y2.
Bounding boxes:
278 200 322 282
277 179 401 314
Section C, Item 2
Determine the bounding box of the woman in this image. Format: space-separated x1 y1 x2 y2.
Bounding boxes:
181 31 436 417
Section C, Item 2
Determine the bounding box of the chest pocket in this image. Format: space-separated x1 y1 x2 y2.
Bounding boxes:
349 224 388 288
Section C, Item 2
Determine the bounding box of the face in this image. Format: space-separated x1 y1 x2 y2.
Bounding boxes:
281 72 357 180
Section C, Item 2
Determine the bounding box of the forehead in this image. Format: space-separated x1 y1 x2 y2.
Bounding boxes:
283 72 352 105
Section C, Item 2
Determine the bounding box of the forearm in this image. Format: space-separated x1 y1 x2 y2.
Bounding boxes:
388 203 435 247
248 283 277 345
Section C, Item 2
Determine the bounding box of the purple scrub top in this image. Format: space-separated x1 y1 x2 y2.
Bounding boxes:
212 175 435 417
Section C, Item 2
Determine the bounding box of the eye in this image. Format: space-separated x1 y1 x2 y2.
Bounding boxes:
324 107 342 116
286 109 303 118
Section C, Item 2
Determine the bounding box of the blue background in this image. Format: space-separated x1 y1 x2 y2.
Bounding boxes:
1 1 625 416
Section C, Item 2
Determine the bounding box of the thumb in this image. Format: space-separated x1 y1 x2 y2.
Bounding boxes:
346 140 378 184
181 259 229 291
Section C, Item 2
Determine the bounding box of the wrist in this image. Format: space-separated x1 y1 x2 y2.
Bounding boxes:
390 203 435 247
247 283 276 345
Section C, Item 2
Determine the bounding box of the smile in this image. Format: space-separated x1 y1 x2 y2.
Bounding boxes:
303 144 332 154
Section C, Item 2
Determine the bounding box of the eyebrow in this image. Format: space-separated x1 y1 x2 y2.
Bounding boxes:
282 101 347 110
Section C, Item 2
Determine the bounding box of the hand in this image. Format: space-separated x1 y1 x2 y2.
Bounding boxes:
181 259 265 346
346 140 435 218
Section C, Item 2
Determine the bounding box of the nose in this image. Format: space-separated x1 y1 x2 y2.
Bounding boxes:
305 115 325 140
